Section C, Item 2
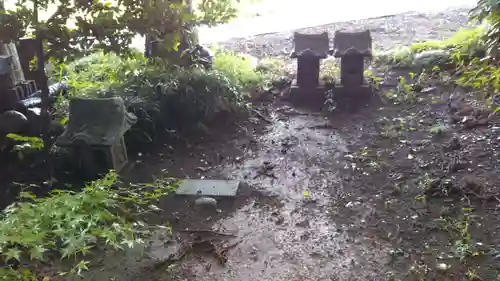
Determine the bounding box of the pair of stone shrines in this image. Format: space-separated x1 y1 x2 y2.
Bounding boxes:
289 29 373 100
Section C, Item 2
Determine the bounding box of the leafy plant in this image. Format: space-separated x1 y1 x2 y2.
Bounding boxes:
383 75 416 104
320 59 340 84
470 0 500 58
212 50 265 91
0 171 178 277
51 51 251 150
1 0 240 61
454 57 500 104
5 134 44 160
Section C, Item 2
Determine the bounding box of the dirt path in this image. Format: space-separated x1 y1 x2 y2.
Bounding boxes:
160 106 392 281
65 104 392 281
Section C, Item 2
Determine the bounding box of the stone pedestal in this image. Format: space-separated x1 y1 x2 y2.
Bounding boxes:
289 80 325 106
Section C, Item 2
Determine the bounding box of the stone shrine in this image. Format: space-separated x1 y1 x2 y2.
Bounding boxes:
290 32 329 103
332 30 373 95
56 97 137 178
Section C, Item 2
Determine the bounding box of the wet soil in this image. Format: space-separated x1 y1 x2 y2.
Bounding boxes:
23 8 500 281
41 77 500 281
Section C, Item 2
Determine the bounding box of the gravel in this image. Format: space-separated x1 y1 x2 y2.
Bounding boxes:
212 7 476 58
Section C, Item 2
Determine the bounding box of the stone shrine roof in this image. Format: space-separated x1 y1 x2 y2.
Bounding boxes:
333 30 372 57
291 32 329 58
56 97 137 146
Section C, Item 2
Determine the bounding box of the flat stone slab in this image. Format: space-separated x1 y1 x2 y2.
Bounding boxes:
175 179 241 197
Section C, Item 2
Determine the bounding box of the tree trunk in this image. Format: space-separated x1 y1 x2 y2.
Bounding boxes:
34 0 54 178
148 0 198 63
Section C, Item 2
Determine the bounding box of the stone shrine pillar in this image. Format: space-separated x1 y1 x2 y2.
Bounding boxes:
330 30 373 110
289 32 329 104
333 30 372 90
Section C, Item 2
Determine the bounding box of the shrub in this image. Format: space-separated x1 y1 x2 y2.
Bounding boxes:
470 0 500 58
212 49 265 90
374 27 486 67
54 51 255 150
0 171 177 279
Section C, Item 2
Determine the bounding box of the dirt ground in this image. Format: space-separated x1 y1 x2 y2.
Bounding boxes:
33 8 500 281
63 78 500 281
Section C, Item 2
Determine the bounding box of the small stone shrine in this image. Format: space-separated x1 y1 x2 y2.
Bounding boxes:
290 32 329 102
332 30 372 95
56 97 137 177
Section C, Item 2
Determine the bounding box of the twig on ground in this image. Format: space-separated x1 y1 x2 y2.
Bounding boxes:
176 229 238 237
251 108 273 123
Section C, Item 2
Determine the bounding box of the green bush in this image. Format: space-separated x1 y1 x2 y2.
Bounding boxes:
212 49 265 90
375 27 486 67
470 0 500 58
54 51 258 150
0 171 177 279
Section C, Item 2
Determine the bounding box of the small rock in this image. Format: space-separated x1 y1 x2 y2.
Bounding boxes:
437 263 450 271
420 86 436 93
295 219 310 228
0 110 28 133
413 50 450 67
195 166 210 172
275 216 285 225
194 197 217 209
443 136 461 151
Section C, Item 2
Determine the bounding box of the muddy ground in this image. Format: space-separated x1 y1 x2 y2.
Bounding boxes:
64 83 500 281
41 8 500 281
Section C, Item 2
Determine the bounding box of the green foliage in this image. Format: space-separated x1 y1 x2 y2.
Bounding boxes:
0 267 40 281
320 59 340 84
375 27 486 67
454 56 500 104
54 51 253 149
0 171 177 278
0 0 240 60
383 75 417 104
5 134 44 160
470 0 500 57
212 50 264 90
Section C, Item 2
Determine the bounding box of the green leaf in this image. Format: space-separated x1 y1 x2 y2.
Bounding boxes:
29 245 47 260
4 247 22 262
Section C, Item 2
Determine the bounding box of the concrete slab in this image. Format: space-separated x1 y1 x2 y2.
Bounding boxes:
175 179 241 197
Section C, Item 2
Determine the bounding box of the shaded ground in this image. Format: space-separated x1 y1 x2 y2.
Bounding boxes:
70 80 500 281
35 8 500 281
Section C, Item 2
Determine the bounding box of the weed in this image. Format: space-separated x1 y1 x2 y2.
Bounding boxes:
212 50 265 90
320 59 340 84
347 147 385 171
467 269 482 281
364 70 384 90
382 76 417 104
429 123 449 137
